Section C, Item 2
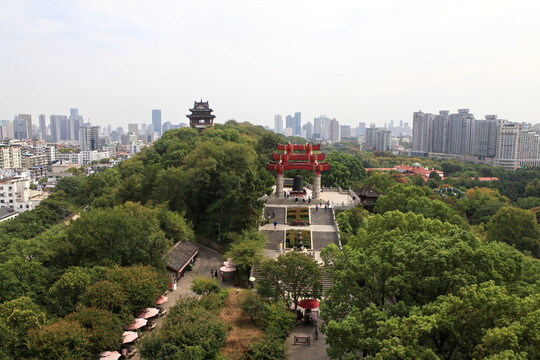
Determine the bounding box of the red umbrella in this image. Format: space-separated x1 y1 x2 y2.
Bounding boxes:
298 299 319 309
136 308 160 319
156 295 168 305
124 318 147 330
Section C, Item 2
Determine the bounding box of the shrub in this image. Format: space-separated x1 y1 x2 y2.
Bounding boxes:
240 291 265 322
191 276 221 295
260 302 296 338
243 335 287 360
157 298 228 359
199 291 227 313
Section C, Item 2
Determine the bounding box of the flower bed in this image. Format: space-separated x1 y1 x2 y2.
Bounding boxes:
287 207 310 224
285 230 312 249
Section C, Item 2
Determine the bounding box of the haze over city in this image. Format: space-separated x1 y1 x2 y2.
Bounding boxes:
1 0 539 129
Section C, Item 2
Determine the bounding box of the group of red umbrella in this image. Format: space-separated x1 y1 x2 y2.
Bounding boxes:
99 295 169 360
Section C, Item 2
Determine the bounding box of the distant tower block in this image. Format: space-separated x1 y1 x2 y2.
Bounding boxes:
187 100 216 130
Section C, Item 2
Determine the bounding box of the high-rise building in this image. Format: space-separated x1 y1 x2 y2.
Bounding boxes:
411 111 433 155
329 118 340 142
152 109 162 136
17 114 32 139
13 116 29 139
2 121 14 140
128 123 139 134
79 125 100 151
69 108 83 141
447 109 475 155
39 114 47 140
303 121 313 139
162 121 173 133
60 117 71 140
365 127 377 149
471 115 498 158
376 130 392 151
411 108 540 169
293 112 302 136
358 122 366 136
313 117 322 139
285 115 293 130
274 115 283 134
364 127 391 151
49 115 66 142
340 125 351 139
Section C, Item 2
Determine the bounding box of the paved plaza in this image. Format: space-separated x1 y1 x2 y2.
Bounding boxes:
287 321 330 360
260 191 345 360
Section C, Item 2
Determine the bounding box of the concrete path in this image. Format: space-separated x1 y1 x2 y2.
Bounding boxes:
287 321 329 360
130 243 223 359
261 200 337 360
260 223 336 232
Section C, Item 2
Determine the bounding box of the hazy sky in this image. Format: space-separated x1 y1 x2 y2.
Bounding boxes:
1 0 539 129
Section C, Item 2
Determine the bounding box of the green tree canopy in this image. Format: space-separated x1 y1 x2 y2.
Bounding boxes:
257 251 322 311
224 229 267 273
59 202 174 267
487 206 540 257
321 210 540 359
28 319 92 360
0 296 47 359
65 307 123 354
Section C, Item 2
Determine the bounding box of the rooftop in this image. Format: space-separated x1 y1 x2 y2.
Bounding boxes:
165 241 200 272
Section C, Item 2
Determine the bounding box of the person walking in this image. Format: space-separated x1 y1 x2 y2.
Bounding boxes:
211 268 214 278
272 210 276 218
316 204 319 212
274 220 278 231
215 270 218 278
325 204 328 211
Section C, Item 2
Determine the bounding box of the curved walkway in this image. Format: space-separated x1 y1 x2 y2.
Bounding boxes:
131 243 223 359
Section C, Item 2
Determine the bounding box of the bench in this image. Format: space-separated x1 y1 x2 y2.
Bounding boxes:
293 336 311 346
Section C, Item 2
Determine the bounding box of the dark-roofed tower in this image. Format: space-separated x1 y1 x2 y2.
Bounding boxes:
187 100 216 130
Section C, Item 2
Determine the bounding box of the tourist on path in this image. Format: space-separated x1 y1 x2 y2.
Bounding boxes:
211 268 214 278
274 220 278 231
316 204 319 211
272 210 276 218
215 270 218 278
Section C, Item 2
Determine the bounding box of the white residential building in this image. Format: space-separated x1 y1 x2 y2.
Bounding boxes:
0 176 48 212
0 146 22 169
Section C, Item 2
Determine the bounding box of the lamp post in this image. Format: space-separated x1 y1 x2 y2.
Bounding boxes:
216 222 221 242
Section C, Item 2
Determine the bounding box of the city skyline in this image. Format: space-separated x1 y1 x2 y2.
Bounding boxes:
1 1 539 130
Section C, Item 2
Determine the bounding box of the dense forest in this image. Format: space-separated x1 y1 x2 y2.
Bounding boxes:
320 145 540 359
0 122 291 359
0 124 539 359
